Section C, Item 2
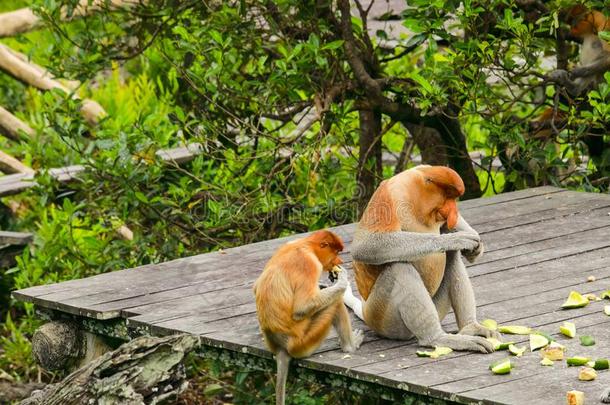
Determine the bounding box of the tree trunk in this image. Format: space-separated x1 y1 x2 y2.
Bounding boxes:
403 123 448 166
21 334 199 405
429 114 482 199
356 109 382 216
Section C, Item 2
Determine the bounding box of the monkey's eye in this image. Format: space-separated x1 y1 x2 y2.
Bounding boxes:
320 242 329 248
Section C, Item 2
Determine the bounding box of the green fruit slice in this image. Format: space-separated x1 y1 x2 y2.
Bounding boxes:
559 321 576 338
498 325 531 335
529 334 549 351
416 346 453 359
561 291 589 309
580 335 595 346
604 305 610 316
567 356 590 366
490 358 512 374
540 358 554 366
601 290 610 300
599 31 610 42
481 319 498 330
508 344 526 357
593 359 609 370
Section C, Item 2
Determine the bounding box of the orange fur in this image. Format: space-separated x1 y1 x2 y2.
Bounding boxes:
353 166 465 300
253 230 344 358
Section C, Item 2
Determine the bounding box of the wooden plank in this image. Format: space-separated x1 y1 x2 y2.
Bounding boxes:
458 186 564 210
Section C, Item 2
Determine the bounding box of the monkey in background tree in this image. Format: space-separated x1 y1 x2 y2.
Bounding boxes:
343 166 498 353
253 230 363 405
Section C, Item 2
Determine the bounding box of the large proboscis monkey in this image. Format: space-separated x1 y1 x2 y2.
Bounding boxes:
253 230 363 405
343 165 499 353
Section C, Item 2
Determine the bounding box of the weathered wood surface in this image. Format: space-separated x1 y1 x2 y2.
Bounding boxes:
13 186 610 404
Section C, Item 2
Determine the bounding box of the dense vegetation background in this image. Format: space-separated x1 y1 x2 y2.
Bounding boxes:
0 0 609 403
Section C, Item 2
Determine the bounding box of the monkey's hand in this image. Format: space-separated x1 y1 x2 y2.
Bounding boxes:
459 321 501 340
334 269 349 291
462 240 484 263
441 231 480 252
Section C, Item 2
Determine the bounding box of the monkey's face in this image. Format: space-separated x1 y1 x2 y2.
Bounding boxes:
308 230 345 271
414 166 464 229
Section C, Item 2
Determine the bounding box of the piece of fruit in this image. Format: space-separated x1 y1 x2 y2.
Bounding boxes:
578 367 597 381
540 357 554 366
508 344 526 357
567 356 590 366
579 335 595 346
560 321 576 338
601 290 610 299
530 334 549 351
486 337 502 349
498 325 531 335
561 291 589 309
604 305 610 316
540 344 565 361
599 31 610 42
587 275 596 282
566 390 584 405
416 346 453 359
592 359 609 370
584 293 599 301
481 319 497 330
533 331 554 342
490 358 512 375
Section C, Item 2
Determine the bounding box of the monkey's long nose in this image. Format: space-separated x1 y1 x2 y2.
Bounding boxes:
333 256 343 265
440 199 459 229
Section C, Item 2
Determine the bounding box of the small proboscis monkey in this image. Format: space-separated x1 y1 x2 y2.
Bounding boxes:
549 5 610 97
253 230 363 405
343 165 499 352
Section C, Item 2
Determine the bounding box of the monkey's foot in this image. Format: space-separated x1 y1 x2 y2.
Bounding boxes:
427 333 495 353
601 388 610 403
342 329 364 353
459 321 501 340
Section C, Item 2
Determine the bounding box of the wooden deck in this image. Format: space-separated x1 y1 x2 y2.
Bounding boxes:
12 186 610 404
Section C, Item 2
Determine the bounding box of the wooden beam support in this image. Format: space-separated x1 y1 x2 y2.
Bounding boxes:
0 1 140 38
0 44 106 125
0 150 33 174
0 105 34 141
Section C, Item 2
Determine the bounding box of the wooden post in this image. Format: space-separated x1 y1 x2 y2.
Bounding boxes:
0 44 106 125
0 105 34 141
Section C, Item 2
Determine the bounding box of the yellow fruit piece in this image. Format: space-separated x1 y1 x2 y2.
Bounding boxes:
559 321 576 338
561 291 589 309
540 345 564 361
490 358 512 375
578 367 597 381
498 325 531 335
530 334 549 351
566 390 584 405
604 305 610 316
540 358 554 366
481 319 498 330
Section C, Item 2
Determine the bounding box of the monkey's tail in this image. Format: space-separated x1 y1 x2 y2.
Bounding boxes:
275 349 291 405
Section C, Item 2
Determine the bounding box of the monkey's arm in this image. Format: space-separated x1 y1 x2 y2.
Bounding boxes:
293 273 347 321
351 230 479 265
